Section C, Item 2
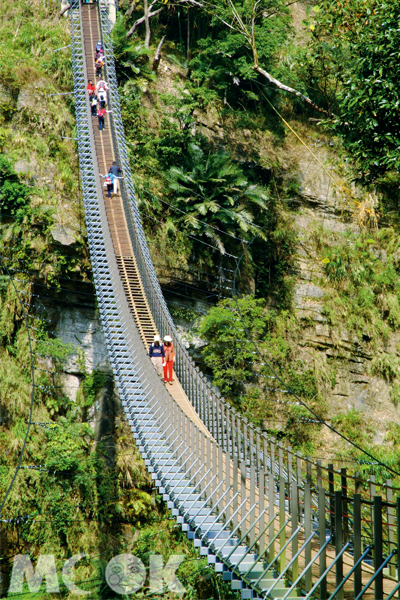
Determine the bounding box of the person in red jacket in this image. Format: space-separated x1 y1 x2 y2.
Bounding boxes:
86 80 95 99
163 335 175 385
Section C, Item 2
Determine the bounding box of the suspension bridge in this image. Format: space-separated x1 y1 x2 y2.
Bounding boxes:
16 0 399 597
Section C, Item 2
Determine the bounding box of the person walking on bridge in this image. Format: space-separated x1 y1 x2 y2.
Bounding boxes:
100 169 123 197
91 93 98 116
97 106 107 131
86 80 95 99
96 79 109 108
163 335 175 385
95 54 105 78
96 79 109 93
100 172 113 198
109 161 122 195
149 335 165 378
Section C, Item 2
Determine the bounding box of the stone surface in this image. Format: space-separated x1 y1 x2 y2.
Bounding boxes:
0 84 13 104
54 306 109 375
295 283 324 299
60 0 70 17
14 159 40 177
51 224 76 246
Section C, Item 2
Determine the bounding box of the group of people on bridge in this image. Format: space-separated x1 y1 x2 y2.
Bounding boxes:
86 40 111 131
149 335 175 385
87 37 175 385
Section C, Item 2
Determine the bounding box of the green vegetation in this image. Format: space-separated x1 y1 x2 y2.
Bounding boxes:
116 0 301 295
331 409 375 448
306 0 400 185
318 228 400 342
0 2 233 597
4 0 400 595
168 143 268 258
198 296 325 452
115 0 400 469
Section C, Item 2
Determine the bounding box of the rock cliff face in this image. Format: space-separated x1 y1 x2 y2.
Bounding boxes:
287 137 400 440
54 303 110 399
34 280 121 441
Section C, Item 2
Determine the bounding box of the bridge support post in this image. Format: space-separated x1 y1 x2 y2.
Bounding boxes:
318 486 327 599
304 482 312 591
386 480 396 578
334 490 343 600
259 464 265 556
397 497 400 600
341 468 349 545
240 460 247 536
268 471 275 564
374 495 383 600
279 475 286 574
218 444 223 502
250 464 256 547
232 456 238 526
287 447 293 513
328 464 335 539
353 493 362 598
291 479 299 583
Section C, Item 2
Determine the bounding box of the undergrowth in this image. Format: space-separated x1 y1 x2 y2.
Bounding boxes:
316 227 400 343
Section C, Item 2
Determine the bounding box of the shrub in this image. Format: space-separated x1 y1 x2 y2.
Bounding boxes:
0 155 30 214
331 409 375 446
370 353 400 383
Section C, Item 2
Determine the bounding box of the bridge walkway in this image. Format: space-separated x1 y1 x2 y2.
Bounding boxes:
81 3 208 435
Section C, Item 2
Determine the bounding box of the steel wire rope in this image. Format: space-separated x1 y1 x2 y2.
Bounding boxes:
7 262 232 288
0 522 214 590
0 243 89 259
11 279 96 297
13 274 229 306
0 259 36 515
17 290 96 306
1 484 160 524
0 523 179 564
232 225 400 478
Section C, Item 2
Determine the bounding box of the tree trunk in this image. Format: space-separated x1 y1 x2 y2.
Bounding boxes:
144 0 151 49
126 7 164 38
125 0 138 18
153 36 166 71
253 65 331 117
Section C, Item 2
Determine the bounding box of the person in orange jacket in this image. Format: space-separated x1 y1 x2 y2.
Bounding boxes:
163 335 175 385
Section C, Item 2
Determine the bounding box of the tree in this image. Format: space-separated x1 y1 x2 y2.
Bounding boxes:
198 295 268 399
308 0 400 183
124 0 329 114
191 0 330 114
168 143 268 257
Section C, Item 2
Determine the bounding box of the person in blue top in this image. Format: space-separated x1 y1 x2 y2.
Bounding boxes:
109 161 122 194
149 334 165 377
100 170 123 198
